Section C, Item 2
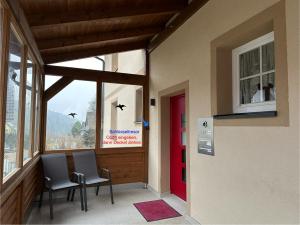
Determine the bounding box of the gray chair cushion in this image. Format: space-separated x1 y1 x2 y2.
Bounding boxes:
85 177 109 185
51 181 79 190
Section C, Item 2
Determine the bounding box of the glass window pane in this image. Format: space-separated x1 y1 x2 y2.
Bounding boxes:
240 76 261 104
262 72 276 102
101 83 143 148
262 42 275 72
23 58 33 162
51 56 104 71
46 81 96 150
239 47 260 78
182 167 186 183
45 75 62 90
181 113 186 129
181 131 187 146
135 88 143 123
105 50 145 75
3 28 22 178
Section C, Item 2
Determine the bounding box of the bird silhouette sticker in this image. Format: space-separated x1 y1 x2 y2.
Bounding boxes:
68 113 77 118
116 104 126 111
11 72 17 81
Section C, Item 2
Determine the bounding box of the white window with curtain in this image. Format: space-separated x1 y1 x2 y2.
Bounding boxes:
232 32 276 113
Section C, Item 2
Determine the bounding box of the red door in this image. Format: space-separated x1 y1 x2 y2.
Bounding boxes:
170 94 186 201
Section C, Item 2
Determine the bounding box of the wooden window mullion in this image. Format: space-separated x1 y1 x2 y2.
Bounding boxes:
29 65 36 159
16 45 27 168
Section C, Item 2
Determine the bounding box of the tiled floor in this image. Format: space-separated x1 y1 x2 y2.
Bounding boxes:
26 183 194 224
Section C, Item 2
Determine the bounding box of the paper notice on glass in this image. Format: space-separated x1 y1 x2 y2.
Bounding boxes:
197 117 214 156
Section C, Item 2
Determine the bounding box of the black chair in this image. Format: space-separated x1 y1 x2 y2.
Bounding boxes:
39 153 84 219
71 150 114 211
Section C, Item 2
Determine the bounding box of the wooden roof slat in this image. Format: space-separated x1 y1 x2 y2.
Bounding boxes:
28 5 185 28
17 0 211 63
40 35 150 55
38 27 162 51
42 40 147 64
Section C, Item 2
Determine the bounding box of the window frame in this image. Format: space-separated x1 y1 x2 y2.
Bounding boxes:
232 31 276 113
23 52 35 165
0 1 43 190
45 80 97 151
0 15 42 187
100 82 144 149
2 23 25 181
33 68 41 154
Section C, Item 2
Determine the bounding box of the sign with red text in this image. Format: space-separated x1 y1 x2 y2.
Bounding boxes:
102 129 142 147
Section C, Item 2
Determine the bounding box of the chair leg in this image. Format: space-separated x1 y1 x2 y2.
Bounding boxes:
79 186 84 211
39 189 44 208
96 185 100 196
49 190 53 220
71 189 75 201
109 181 114 204
67 189 71 201
83 184 88 211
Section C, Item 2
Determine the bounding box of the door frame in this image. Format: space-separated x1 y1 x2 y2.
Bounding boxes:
158 81 190 211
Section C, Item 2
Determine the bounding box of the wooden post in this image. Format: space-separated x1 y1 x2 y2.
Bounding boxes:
95 81 102 152
143 50 150 184
0 7 10 189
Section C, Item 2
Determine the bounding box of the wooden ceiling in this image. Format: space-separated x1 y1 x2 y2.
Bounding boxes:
19 0 209 64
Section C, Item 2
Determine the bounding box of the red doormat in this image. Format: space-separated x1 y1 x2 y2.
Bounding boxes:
134 200 181 222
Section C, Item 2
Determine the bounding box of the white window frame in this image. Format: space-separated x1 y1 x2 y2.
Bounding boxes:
232 32 276 113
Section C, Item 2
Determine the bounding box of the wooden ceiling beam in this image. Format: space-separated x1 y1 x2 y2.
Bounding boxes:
28 5 184 29
42 41 147 64
148 0 210 52
38 27 161 51
44 65 146 86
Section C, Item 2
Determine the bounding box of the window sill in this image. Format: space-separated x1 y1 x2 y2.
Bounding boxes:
213 111 277 119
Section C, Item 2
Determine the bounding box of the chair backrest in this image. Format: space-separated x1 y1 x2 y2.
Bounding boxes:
72 151 99 179
41 153 70 185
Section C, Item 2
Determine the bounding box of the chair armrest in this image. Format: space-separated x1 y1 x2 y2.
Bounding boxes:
72 172 84 183
99 168 111 180
44 176 52 188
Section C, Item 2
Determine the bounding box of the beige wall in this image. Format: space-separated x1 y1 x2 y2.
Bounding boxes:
118 50 145 75
149 0 299 224
105 50 146 75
